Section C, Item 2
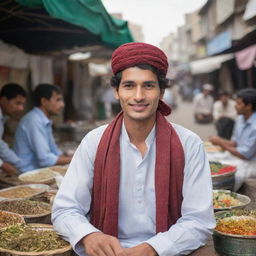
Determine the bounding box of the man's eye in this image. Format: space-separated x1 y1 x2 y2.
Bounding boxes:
144 84 155 89
123 84 133 88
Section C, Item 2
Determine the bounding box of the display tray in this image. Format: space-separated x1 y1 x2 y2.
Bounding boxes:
213 190 251 211
0 184 49 200
0 199 51 219
18 168 59 185
0 223 72 256
213 210 256 256
204 141 223 153
49 165 68 176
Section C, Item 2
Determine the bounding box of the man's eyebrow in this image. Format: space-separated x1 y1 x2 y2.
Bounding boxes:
121 80 158 84
121 80 134 84
143 81 158 84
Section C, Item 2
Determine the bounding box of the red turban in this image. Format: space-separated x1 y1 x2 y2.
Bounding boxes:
111 42 168 76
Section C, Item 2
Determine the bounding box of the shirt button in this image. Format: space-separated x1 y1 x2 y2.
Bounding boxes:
138 200 142 204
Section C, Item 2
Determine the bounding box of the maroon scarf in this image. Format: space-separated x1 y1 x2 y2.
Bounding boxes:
91 111 184 236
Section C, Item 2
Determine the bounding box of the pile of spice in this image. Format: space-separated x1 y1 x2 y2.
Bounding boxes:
50 166 67 176
0 211 24 228
0 186 43 199
213 191 242 209
20 169 56 182
0 224 69 252
210 161 236 176
215 210 256 236
0 200 50 216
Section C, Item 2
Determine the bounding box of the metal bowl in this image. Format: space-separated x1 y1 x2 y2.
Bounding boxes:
213 189 251 212
211 166 236 190
213 229 256 256
213 211 256 256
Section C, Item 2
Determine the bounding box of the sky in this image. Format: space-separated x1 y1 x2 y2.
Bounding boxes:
102 0 207 46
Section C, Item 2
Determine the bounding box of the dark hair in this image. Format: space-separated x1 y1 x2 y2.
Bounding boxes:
110 64 168 91
34 83 62 107
218 91 229 97
0 83 27 99
237 88 256 111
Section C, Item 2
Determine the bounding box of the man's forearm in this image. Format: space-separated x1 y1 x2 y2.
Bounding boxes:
220 144 247 159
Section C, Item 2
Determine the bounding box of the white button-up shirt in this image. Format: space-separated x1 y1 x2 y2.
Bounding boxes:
193 93 214 115
52 122 215 256
213 99 237 121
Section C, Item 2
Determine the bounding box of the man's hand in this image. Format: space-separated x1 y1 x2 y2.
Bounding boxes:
124 243 158 256
1 162 17 175
82 232 126 256
56 155 72 165
209 135 223 146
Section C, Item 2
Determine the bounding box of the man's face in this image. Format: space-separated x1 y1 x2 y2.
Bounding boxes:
114 67 163 123
220 95 228 105
203 89 211 96
42 91 64 116
1 95 26 117
235 97 251 115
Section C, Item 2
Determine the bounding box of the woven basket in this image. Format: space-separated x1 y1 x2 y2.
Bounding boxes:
0 200 51 223
0 223 72 256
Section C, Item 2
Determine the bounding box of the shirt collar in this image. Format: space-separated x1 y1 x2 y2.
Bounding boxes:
33 107 52 126
121 120 156 148
245 112 256 125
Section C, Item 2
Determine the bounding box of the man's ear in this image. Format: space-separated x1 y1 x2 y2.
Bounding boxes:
160 89 165 100
246 103 253 111
114 88 119 100
41 97 48 107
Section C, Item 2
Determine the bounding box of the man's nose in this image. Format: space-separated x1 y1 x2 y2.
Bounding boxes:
134 87 145 101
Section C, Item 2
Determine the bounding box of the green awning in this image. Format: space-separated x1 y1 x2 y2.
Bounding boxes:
16 0 134 48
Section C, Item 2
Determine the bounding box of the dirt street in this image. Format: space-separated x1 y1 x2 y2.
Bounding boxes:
167 98 216 141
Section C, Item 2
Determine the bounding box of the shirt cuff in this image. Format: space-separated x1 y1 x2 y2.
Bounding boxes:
145 232 179 256
72 222 101 255
40 154 59 167
236 146 251 159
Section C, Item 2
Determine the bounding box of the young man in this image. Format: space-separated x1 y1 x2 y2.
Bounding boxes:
209 88 256 190
14 84 72 172
213 91 237 139
52 43 215 256
0 83 27 174
193 83 214 124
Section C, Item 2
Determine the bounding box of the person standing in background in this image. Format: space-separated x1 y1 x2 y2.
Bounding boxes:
0 83 27 174
193 83 214 124
213 91 237 139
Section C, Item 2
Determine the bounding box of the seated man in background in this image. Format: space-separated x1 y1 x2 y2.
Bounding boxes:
213 91 237 139
209 88 256 191
193 83 214 124
0 83 27 174
14 84 72 172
